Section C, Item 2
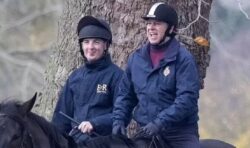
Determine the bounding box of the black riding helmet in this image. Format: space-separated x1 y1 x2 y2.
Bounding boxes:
142 2 178 37
77 16 112 58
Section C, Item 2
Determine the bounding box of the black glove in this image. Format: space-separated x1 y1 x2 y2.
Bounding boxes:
138 122 160 138
69 126 90 145
112 121 126 136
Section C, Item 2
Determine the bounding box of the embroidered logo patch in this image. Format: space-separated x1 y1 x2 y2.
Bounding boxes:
163 66 170 76
97 84 107 94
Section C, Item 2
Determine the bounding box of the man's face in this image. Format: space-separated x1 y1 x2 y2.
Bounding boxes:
146 19 168 45
82 38 106 62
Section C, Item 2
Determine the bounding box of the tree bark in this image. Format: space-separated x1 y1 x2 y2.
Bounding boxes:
33 0 213 136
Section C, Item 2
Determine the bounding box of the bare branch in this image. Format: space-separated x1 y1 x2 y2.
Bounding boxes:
0 5 61 33
0 50 44 74
178 34 194 40
21 62 32 99
201 0 210 6
178 0 201 32
236 0 250 20
200 15 209 22
178 0 210 32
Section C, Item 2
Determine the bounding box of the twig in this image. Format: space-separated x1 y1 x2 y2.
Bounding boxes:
21 62 32 99
178 0 210 32
0 50 44 74
0 5 61 33
201 0 210 5
236 0 250 20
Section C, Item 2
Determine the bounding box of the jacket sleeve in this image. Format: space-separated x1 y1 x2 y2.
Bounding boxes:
89 113 112 135
112 56 138 126
52 78 74 135
154 55 200 129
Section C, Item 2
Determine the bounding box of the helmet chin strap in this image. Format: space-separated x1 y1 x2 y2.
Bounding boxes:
154 26 174 46
155 25 174 46
103 41 109 55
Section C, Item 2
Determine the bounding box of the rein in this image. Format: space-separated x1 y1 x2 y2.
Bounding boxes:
148 136 165 148
132 131 168 148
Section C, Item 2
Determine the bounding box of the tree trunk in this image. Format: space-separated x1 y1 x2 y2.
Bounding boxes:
33 0 213 136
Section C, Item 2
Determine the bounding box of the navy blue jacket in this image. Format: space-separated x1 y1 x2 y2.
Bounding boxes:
113 38 200 130
52 54 123 136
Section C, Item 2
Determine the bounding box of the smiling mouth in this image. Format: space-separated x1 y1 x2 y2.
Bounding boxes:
149 34 158 38
149 32 158 36
89 53 96 56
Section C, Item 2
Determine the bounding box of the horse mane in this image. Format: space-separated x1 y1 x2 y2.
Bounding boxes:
0 99 23 116
27 112 68 148
85 135 135 148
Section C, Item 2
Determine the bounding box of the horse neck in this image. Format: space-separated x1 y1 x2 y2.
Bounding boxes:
25 113 69 148
24 116 51 148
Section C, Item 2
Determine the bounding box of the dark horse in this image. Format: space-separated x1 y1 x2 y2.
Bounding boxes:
81 135 236 148
0 93 236 148
0 93 69 148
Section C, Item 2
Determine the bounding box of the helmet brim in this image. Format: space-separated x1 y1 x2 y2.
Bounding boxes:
142 16 149 20
142 15 158 21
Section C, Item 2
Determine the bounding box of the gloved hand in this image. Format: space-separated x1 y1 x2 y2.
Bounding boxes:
112 121 126 136
69 126 79 137
137 122 160 138
68 126 90 145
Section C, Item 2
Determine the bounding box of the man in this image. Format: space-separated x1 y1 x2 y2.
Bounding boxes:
52 16 123 146
113 2 200 148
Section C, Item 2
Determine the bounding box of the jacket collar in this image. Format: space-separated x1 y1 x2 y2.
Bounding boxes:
85 53 112 70
140 38 180 64
162 38 180 63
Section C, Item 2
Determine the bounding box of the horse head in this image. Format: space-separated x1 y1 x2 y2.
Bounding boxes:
0 113 25 148
0 93 68 148
0 93 37 148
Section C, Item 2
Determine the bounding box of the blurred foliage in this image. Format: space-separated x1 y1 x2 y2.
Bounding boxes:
200 0 250 147
235 130 250 148
211 1 250 42
0 0 62 100
0 0 62 52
